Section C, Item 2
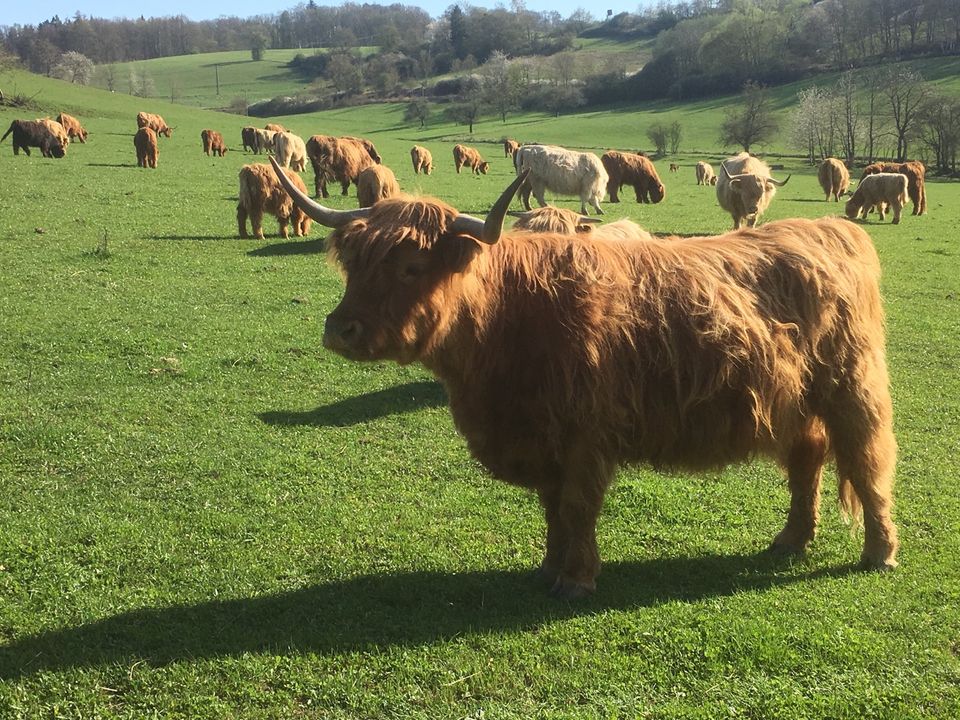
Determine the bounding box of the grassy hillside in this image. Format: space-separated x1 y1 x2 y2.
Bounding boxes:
1 67 960 718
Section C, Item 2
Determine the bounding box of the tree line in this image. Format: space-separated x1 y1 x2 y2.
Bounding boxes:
0 3 586 77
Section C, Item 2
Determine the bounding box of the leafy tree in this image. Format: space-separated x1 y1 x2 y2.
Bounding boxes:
445 99 482 134
249 31 268 62
646 123 668 155
327 52 363 96
404 99 431 128
52 51 94 84
719 81 779 152
668 121 682 154
449 5 468 61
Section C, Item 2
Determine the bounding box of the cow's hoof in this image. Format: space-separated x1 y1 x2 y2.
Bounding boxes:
765 540 807 559
533 563 560 586
858 554 898 573
550 576 595 600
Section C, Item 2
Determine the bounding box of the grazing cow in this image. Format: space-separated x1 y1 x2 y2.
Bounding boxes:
253 128 278 154
861 161 927 216
453 144 489 175
717 152 790 229
271 162 899 597
601 150 665 204
56 112 87 143
37 118 70 149
669 163 679 172
508 207 603 235
136 111 173 138
509 207 652 240
241 126 259 153
0 119 68 157
696 161 717 186
818 158 850 202
237 163 311 240
504 138 520 158
845 173 908 224
273 131 308 171
134 127 159 168
201 129 228 157
264 123 287 133
306 135 379 198
410 145 433 175
342 135 382 164
515 144 608 215
357 164 401 208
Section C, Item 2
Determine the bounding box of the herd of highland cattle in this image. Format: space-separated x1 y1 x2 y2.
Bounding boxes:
3 107 926 597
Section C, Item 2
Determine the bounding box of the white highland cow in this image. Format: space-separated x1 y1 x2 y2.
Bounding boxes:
514 144 609 215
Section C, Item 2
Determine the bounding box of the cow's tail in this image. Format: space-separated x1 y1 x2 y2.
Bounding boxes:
837 475 862 528
0 122 13 144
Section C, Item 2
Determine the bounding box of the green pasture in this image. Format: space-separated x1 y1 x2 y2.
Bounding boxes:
1 67 960 718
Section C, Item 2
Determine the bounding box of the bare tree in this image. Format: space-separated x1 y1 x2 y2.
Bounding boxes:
719 81 779 152
52 51 95 85
881 65 932 161
481 50 521 123
917 91 960 172
836 70 860 165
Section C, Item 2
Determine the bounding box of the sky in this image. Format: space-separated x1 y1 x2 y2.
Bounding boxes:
2 0 642 28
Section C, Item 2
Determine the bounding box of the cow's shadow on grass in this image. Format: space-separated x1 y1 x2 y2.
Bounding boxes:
260 380 446 427
87 162 137 168
146 234 237 241
247 238 327 256
0 553 858 679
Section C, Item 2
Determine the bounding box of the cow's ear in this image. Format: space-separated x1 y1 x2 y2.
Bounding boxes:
575 224 595 234
438 233 482 274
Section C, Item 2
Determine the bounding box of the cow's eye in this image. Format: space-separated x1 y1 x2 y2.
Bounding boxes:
400 262 426 281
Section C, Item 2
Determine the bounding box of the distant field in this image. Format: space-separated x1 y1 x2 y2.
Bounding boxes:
1 66 959 719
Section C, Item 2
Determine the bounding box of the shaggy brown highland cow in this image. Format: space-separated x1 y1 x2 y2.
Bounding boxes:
861 161 927 216
818 158 850 202
601 150 665 204
357 164 401 208
453 144 490 175
306 135 378 198
201 129 228 157
272 163 900 598
134 127 159 168
509 207 653 240
1 119 67 157
56 112 87 143
136 112 173 138
410 145 433 175
241 126 259 153
503 138 520 158
237 163 311 240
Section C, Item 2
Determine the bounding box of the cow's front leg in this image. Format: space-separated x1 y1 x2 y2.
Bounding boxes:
543 447 614 599
536 486 566 586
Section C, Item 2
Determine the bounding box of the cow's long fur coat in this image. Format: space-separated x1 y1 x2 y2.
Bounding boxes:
321 199 899 596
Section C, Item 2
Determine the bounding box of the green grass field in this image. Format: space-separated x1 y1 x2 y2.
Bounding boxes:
1 66 960 718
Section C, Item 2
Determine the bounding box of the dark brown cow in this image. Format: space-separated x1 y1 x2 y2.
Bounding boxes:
601 150 665 204
271 158 899 598
0 119 68 157
201 129 228 157
453 144 489 174
305 135 377 198
134 127 158 168
241 126 259 153
861 161 927 216
56 112 88 143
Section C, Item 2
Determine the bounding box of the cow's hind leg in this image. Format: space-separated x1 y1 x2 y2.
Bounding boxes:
823 380 899 570
771 421 827 555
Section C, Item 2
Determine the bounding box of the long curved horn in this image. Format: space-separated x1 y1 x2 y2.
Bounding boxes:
579 216 603 224
506 210 535 219
451 169 530 244
721 161 733 179
269 156 369 227
769 173 792 187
